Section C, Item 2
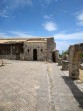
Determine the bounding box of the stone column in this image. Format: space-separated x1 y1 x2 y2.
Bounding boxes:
69 62 79 79
55 50 59 63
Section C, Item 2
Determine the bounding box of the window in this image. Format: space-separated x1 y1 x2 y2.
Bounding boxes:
41 49 43 52
28 49 29 53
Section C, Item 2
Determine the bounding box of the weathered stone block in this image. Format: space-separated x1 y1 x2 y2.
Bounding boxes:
62 60 69 70
58 58 62 66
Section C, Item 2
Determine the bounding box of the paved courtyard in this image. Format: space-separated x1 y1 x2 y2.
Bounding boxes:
0 60 83 111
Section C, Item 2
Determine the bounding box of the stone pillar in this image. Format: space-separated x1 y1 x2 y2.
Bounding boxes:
69 62 79 79
62 60 69 70
47 37 55 62
55 50 59 63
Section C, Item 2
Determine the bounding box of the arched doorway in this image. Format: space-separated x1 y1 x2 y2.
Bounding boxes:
33 49 37 60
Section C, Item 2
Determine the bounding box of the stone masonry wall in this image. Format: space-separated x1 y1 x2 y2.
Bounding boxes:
23 42 47 61
47 38 55 62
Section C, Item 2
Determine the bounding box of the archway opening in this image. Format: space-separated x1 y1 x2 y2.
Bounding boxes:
52 51 56 62
33 49 37 60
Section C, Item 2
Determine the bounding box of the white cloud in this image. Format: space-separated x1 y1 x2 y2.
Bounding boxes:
76 12 83 26
56 39 83 54
0 32 8 38
0 31 34 38
54 32 83 40
2 0 32 11
54 31 83 53
12 0 32 8
0 0 32 18
39 0 58 8
9 31 34 37
43 14 54 20
56 41 70 53
77 13 83 21
0 10 9 18
43 21 57 31
43 15 52 19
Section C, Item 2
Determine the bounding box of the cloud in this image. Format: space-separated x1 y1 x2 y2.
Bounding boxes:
43 21 57 31
54 32 83 40
56 41 70 53
56 39 83 53
76 12 83 26
43 15 53 19
1 0 32 12
54 31 83 53
0 10 9 18
12 0 32 8
9 31 34 37
0 31 34 38
0 32 8 38
39 0 58 8
0 0 32 18
43 14 55 21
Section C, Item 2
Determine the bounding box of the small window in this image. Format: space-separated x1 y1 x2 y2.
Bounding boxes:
27 49 29 53
41 49 43 52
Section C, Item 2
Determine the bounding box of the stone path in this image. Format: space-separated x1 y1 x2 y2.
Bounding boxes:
47 63 83 111
0 60 83 111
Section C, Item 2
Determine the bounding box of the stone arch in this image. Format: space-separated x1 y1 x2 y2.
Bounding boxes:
69 43 83 79
33 49 37 60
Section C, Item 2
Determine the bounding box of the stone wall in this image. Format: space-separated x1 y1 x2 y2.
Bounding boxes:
47 38 55 62
0 37 56 61
23 42 47 61
0 55 16 60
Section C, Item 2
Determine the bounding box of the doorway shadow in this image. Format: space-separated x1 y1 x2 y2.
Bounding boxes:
62 76 83 109
33 49 37 61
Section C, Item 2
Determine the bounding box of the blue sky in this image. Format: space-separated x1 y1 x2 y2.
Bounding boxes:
0 0 83 53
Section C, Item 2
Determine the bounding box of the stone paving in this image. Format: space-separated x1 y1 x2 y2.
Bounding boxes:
48 63 83 111
0 60 83 111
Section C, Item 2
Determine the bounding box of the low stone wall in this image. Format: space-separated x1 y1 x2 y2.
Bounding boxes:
62 60 69 70
0 55 16 60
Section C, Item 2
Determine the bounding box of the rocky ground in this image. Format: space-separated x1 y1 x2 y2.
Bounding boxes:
0 60 83 111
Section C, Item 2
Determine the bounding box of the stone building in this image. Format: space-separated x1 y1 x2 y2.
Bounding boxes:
0 37 55 62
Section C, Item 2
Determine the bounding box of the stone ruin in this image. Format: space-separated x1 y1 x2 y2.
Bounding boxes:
52 50 59 63
58 53 69 68
62 53 69 70
69 43 83 79
0 37 56 62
